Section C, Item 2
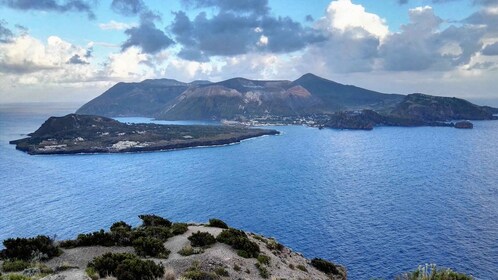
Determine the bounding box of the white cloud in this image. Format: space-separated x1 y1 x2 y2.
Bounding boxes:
258 35 269 46
99 20 135 31
322 0 389 39
105 47 151 79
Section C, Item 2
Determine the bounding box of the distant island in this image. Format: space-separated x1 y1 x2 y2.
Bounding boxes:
76 73 498 130
9 114 279 155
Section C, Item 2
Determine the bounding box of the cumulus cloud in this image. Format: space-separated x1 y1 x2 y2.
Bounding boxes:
67 54 89 64
0 19 13 43
122 12 174 54
482 42 498 55
111 0 145 16
379 6 486 71
170 1 324 61
0 0 95 19
322 0 389 39
465 6 498 34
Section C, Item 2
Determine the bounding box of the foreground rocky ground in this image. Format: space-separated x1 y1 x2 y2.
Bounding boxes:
0 217 346 280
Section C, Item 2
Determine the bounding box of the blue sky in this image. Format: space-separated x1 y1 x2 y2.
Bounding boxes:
0 0 497 104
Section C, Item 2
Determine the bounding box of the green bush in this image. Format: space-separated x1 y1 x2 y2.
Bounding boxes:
132 237 169 258
1 274 32 280
208 219 228 229
257 254 271 266
255 263 270 279
2 260 30 272
170 223 188 235
2 235 59 261
188 231 216 247
132 226 172 242
138 215 171 227
88 252 164 280
115 258 165 280
85 267 99 280
216 229 260 258
214 267 229 277
266 239 284 251
399 264 473 280
178 245 203 256
296 264 308 272
182 265 219 280
110 221 132 232
74 230 115 247
311 258 340 275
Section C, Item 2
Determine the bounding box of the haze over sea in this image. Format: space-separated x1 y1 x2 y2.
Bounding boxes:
0 103 497 279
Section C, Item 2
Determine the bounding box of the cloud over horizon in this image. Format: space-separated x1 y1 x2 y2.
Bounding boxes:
0 0 498 103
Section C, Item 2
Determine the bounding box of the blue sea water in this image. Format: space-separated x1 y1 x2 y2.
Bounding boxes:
0 103 497 279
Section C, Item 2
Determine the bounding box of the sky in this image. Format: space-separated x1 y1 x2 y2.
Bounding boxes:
0 0 497 105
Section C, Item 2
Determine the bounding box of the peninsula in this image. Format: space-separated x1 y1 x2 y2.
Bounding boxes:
9 114 279 155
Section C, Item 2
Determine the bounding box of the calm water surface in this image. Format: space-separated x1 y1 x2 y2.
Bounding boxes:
0 103 497 279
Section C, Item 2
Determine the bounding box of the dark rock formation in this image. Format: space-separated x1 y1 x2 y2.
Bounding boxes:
9 114 279 155
454 121 473 129
391 93 494 121
320 110 453 130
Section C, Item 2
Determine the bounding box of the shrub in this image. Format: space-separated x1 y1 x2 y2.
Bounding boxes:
115 258 165 280
208 219 228 229
311 258 340 275
2 235 59 261
257 254 270 266
255 263 270 279
85 267 99 280
132 226 172 242
214 267 229 277
2 274 32 280
110 221 132 232
132 237 169 258
138 215 171 227
73 230 115 247
88 252 164 280
266 239 284 251
296 264 308 272
217 229 259 258
178 245 203 256
399 264 473 280
170 223 188 235
188 231 216 247
2 260 30 272
182 264 219 280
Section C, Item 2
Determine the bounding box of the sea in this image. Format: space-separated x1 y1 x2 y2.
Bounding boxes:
0 102 497 279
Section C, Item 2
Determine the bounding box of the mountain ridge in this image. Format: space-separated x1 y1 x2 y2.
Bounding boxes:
76 73 496 123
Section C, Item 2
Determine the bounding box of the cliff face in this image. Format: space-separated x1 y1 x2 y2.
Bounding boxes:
391 93 494 121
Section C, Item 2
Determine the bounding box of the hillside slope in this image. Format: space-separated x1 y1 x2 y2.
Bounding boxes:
76 74 496 122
